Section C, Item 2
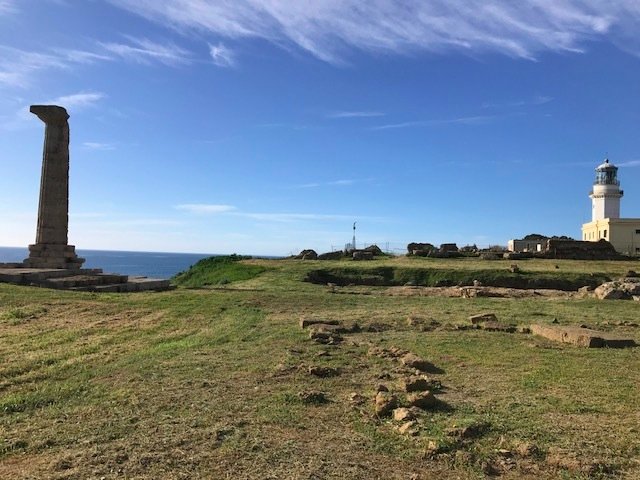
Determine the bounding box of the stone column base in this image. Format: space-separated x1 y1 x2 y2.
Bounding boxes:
23 244 85 270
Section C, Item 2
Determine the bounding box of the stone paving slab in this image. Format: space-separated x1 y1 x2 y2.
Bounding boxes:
72 277 172 293
530 324 636 348
0 267 103 284
0 267 170 292
44 274 129 289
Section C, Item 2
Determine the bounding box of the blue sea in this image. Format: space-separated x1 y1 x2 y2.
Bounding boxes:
0 247 221 279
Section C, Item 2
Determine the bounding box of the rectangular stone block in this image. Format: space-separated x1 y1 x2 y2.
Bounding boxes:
530 324 636 348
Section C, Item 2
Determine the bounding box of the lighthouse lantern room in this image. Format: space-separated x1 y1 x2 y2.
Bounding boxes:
590 159 623 221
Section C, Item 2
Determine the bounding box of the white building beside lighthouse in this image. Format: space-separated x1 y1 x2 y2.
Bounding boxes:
582 158 640 255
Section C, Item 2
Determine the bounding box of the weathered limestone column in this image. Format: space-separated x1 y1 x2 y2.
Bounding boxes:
23 105 84 270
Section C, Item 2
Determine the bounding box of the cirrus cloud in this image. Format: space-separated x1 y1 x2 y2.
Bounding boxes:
174 204 238 214
106 0 640 62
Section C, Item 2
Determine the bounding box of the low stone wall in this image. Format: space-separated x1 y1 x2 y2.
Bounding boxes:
540 239 622 260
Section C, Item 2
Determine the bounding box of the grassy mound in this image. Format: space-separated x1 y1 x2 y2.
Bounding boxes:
172 255 268 287
305 266 610 291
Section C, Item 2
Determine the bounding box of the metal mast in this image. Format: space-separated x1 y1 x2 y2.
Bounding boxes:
352 222 356 250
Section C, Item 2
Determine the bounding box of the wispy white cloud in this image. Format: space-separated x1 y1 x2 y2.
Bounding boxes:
175 204 237 214
82 142 116 151
1 90 105 131
100 36 192 66
208 42 235 67
238 212 366 223
57 48 112 64
482 94 553 109
327 111 385 119
79 218 184 228
371 115 496 130
329 179 356 186
0 46 95 88
0 36 194 89
0 0 16 15
255 122 314 131
617 159 640 167
106 1 640 62
50 91 105 109
293 178 372 189
174 203 382 223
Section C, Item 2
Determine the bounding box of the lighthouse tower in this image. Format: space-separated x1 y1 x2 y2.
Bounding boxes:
582 157 640 255
590 158 623 221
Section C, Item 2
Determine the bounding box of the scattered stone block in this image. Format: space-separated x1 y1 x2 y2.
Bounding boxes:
401 376 441 392
479 321 517 333
392 407 415 422
374 391 397 417
397 421 418 435
299 318 340 329
406 316 440 330
425 440 442 456
308 366 339 377
406 391 437 410
308 329 342 345
469 313 497 324
530 324 636 348
297 391 328 404
348 392 366 405
446 421 490 439
400 353 433 372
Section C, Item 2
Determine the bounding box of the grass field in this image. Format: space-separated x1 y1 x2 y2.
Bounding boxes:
1 256 639 479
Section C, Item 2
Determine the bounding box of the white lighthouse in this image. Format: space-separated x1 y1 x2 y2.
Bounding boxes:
582 158 640 255
589 158 623 221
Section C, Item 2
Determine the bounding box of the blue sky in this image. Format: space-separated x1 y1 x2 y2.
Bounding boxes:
1 0 639 256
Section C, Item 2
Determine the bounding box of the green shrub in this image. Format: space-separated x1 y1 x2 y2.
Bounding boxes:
172 255 268 288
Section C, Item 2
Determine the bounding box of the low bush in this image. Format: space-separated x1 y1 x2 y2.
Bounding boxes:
172 255 267 287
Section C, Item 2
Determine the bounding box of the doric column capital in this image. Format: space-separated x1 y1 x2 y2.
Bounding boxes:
30 105 69 124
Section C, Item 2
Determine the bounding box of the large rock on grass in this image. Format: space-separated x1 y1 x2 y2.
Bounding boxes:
594 278 640 300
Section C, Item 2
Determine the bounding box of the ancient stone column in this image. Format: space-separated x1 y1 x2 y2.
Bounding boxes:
24 105 84 270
